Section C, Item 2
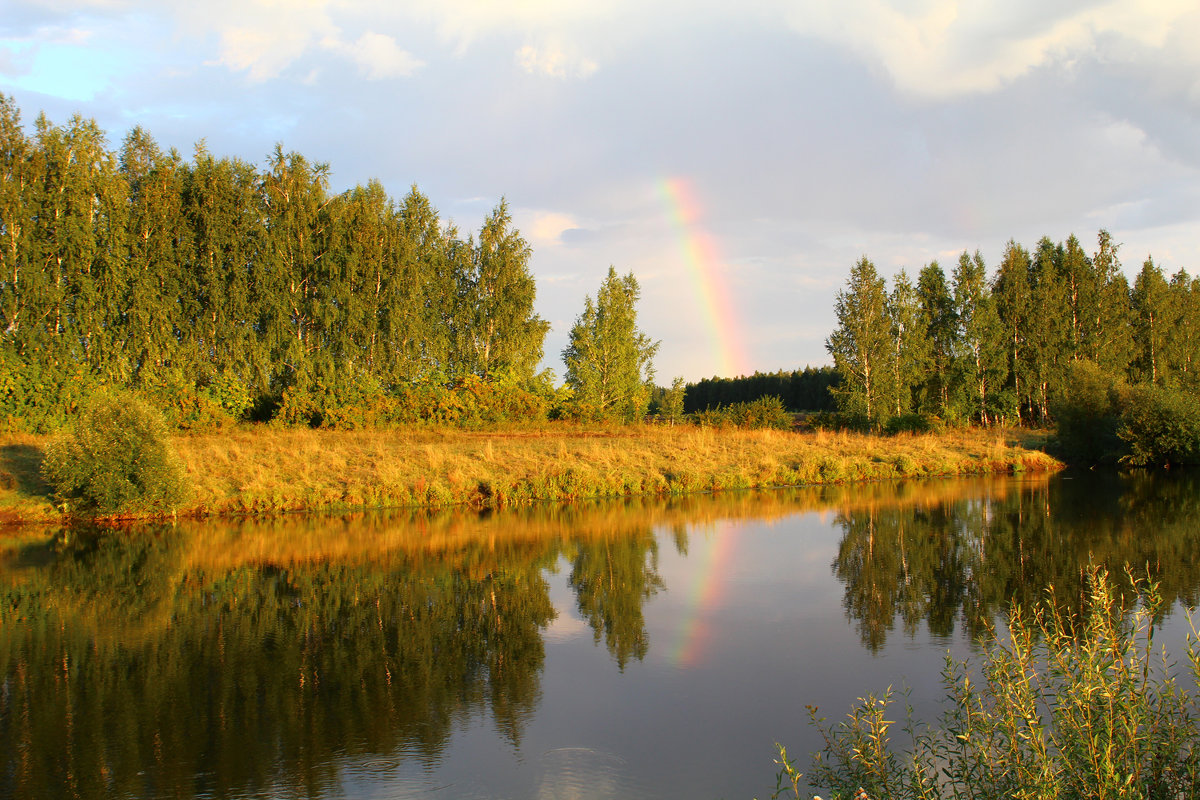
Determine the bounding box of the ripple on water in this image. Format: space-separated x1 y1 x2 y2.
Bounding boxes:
536 747 647 800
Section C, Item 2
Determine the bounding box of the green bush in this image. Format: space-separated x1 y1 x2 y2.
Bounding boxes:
780 568 1200 800
882 413 941 435
1118 384 1200 467
42 393 190 516
0 348 99 433
1053 360 1128 465
693 396 794 430
141 372 239 431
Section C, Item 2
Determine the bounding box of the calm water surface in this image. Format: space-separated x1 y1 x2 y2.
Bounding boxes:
3 470 1200 799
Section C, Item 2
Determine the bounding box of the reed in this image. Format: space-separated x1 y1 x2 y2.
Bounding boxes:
783 567 1200 800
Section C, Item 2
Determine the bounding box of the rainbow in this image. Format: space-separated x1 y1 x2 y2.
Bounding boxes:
671 521 739 667
657 177 749 378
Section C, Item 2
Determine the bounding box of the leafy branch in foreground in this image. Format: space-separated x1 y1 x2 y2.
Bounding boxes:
782 567 1200 800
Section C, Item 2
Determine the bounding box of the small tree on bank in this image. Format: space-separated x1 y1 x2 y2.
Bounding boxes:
563 267 659 422
826 256 892 425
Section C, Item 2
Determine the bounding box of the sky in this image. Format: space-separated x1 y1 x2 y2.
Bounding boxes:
3 1 1199 383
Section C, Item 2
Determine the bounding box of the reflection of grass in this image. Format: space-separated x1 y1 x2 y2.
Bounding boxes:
0 424 1062 523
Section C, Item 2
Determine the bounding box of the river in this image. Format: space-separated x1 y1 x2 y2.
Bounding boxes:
3 470 1199 799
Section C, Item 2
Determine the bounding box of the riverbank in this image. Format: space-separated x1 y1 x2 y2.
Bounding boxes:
0 424 1062 525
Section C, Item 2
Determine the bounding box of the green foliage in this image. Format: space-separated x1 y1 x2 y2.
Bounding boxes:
827 230 1200 444
827 257 893 424
881 413 940 435
456 200 551 381
800 568 1200 800
659 376 687 423
563 267 659 422
273 371 553 430
41 393 189 515
200 373 255 420
1118 384 1200 467
952 249 1006 425
0 348 99 433
685 366 838 414
694 396 793 430
1053 360 1127 465
141 372 240 431
0 97 552 432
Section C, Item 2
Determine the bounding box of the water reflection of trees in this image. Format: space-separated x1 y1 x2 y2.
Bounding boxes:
568 530 665 670
1 527 559 798
0 511 671 799
8 473 1196 796
833 471 1200 651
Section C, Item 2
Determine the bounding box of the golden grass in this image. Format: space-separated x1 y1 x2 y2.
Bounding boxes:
0 423 1063 525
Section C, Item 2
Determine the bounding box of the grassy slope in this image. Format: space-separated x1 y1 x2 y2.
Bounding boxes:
0 424 1062 525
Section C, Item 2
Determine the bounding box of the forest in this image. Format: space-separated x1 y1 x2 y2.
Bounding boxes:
0 95 563 431
5 91 1199 466
826 234 1200 463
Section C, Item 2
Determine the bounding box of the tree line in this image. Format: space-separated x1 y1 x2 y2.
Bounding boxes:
0 95 557 430
683 366 838 414
826 231 1200 432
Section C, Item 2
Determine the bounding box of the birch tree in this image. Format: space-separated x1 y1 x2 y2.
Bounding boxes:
563 267 659 421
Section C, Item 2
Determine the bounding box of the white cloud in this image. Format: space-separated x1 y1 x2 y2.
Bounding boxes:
516 43 597 79
522 210 582 247
778 0 1198 98
331 31 424 79
407 0 608 50
188 1 430 82
202 0 336 81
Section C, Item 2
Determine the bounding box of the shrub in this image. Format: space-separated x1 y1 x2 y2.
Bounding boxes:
0 348 98 433
693 396 793 430
42 393 190 516
882 413 940 435
784 568 1200 800
1053 360 1128 465
141 372 239 431
1118 384 1200 467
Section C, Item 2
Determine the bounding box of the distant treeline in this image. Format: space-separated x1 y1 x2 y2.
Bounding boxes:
827 232 1200 430
0 96 550 431
683 367 838 413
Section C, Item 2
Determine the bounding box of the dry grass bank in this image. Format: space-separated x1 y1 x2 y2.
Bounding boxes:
0 423 1062 525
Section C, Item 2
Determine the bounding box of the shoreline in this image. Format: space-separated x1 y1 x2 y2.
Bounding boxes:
0 424 1063 528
